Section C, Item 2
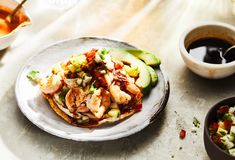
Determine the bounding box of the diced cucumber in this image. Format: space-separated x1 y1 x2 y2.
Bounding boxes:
124 65 139 77
229 107 235 114
221 135 234 149
67 64 76 73
217 127 228 136
76 78 83 85
230 126 235 136
108 109 121 118
70 55 87 67
77 116 89 124
229 148 235 156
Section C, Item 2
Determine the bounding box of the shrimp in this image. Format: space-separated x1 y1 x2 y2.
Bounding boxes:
101 88 111 108
110 83 131 104
86 88 111 119
126 83 141 95
40 75 62 94
65 88 89 113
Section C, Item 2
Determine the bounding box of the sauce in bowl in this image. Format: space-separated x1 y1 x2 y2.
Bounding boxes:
188 38 235 64
0 5 29 36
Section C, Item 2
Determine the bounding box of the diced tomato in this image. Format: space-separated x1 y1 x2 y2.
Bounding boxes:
132 103 142 111
224 120 232 130
86 49 97 62
218 106 229 114
211 135 221 145
98 77 107 87
211 122 219 131
179 129 186 139
114 62 123 70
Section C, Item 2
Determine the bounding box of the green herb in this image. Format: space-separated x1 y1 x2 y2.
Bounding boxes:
59 88 69 102
222 113 232 121
27 70 40 82
193 117 200 128
99 48 109 60
89 81 96 94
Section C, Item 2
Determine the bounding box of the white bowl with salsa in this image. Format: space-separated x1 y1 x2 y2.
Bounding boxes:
0 0 31 50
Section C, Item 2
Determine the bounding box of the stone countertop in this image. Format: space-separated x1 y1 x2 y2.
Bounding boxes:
1 0 235 159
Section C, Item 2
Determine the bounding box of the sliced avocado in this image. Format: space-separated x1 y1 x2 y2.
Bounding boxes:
124 49 161 67
108 109 121 118
146 66 158 86
109 49 151 90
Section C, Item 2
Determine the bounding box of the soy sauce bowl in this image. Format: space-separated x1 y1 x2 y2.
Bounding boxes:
204 97 235 160
179 22 235 79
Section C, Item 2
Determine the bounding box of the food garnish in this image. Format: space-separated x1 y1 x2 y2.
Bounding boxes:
27 70 40 82
179 129 186 139
209 105 235 156
27 48 160 128
193 117 200 128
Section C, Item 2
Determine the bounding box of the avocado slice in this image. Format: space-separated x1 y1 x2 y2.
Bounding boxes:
124 49 161 67
108 108 121 118
146 66 158 86
109 49 151 90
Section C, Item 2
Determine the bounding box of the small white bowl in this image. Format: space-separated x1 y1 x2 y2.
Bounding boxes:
0 0 31 50
179 22 235 79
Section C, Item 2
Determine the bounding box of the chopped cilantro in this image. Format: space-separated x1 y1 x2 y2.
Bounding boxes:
222 113 232 121
89 81 97 94
193 117 200 128
99 48 109 60
59 88 69 102
27 70 40 82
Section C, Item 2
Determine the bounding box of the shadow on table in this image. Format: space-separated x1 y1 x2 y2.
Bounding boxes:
0 48 8 67
180 67 235 100
0 85 167 160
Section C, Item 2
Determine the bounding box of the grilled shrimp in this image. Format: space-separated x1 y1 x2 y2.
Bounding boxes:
64 78 79 88
126 83 141 95
65 88 89 113
86 88 111 119
40 75 62 94
110 83 131 104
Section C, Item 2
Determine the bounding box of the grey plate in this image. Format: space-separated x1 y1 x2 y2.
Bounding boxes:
15 37 170 141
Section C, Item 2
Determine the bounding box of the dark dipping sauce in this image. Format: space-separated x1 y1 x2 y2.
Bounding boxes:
187 38 235 64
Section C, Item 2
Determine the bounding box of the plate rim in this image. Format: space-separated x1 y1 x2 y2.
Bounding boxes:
15 37 170 141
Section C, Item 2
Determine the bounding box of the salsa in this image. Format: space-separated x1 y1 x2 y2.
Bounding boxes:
0 5 28 36
209 105 235 156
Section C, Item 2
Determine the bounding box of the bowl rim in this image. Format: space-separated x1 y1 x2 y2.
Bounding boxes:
204 96 235 158
0 0 32 39
179 21 235 69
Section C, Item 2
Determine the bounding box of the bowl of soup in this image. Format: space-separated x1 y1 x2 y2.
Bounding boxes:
179 22 235 79
0 0 31 50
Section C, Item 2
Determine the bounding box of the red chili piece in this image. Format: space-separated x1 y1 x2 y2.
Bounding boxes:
179 129 186 139
224 120 232 130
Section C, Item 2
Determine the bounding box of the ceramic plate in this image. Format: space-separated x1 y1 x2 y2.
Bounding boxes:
15 37 170 141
